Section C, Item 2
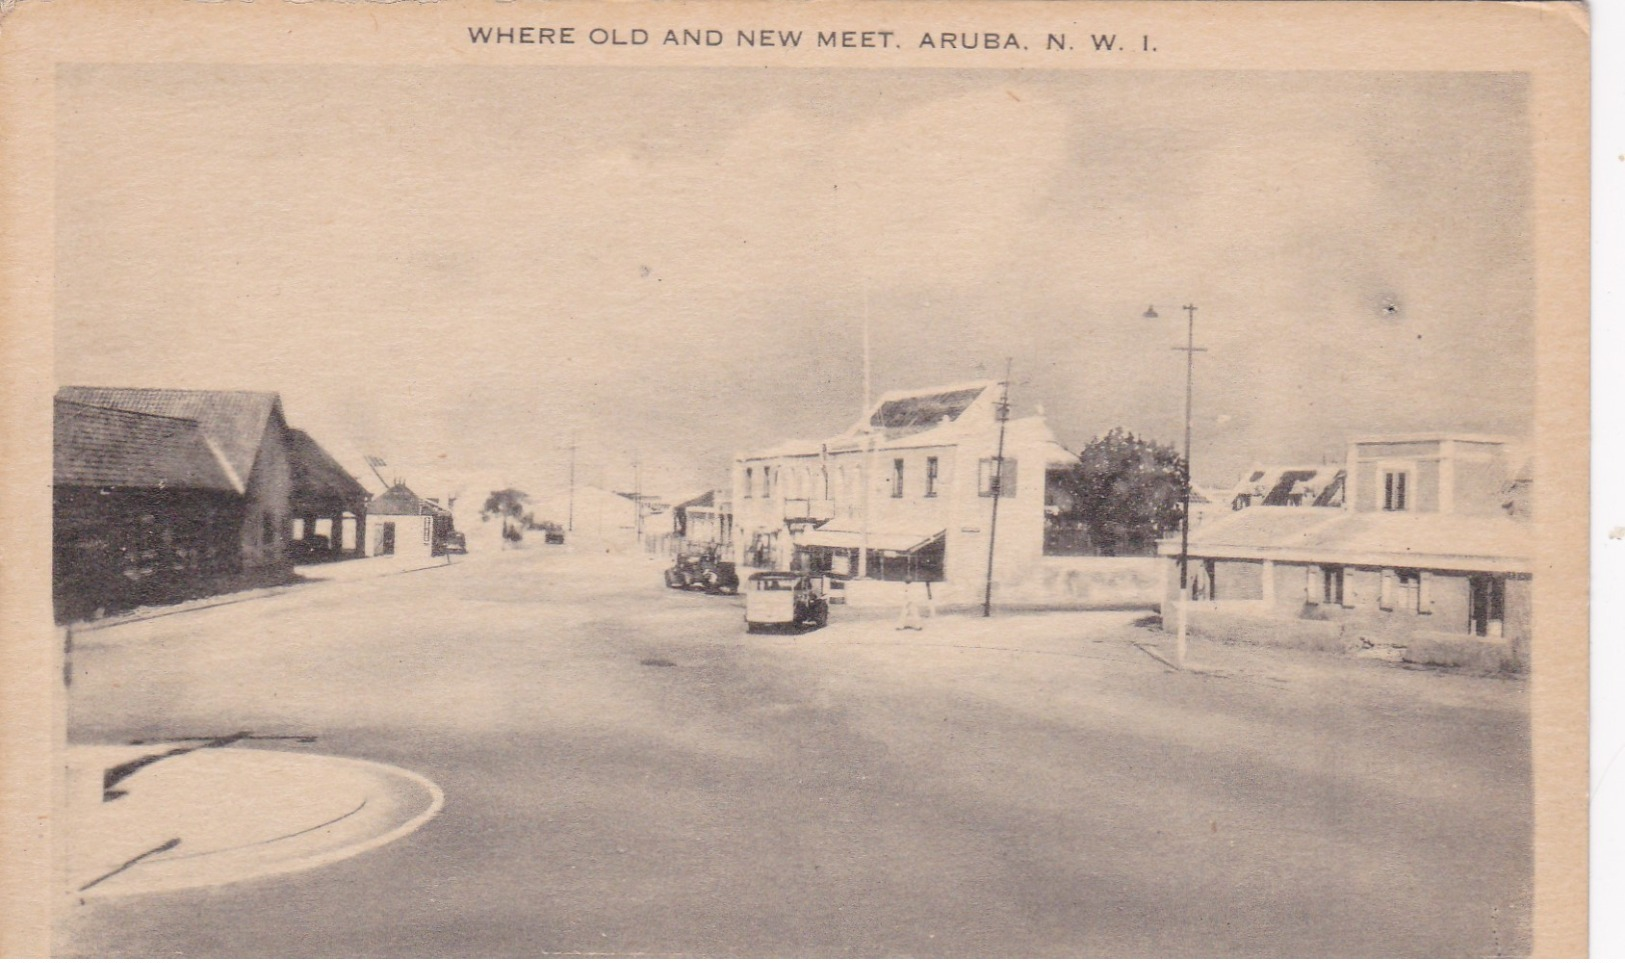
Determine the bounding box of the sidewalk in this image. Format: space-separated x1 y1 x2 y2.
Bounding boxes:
65 745 442 900
67 554 461 632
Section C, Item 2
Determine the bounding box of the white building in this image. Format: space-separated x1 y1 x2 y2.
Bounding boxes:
365 482 454 561
731 380 1078 592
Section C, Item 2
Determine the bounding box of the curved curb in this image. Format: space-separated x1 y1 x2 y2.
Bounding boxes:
73 751 445 900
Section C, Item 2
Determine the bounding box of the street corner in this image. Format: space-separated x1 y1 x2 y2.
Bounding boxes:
64 744 443 901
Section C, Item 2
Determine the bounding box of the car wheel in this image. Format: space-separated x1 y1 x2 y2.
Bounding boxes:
664 571 679 589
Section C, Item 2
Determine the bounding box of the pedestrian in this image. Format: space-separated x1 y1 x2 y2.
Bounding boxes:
896 573 924 631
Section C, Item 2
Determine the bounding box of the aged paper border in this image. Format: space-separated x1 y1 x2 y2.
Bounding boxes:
0 1 1589 955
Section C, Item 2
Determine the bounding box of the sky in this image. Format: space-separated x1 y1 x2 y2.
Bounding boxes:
54 65 1534 501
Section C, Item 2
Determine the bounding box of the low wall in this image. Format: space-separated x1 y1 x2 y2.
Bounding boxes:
1404 631 1527 674
995 556 1162 609
1182 609 1352 654
1173 609 1528 674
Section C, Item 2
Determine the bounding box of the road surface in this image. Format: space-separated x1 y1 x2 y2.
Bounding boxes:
60 546 1531 957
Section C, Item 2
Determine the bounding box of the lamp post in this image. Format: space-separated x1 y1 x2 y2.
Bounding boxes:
1145 303 1204 669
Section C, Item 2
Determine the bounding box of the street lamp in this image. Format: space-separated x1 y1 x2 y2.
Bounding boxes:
1145 303 1203 669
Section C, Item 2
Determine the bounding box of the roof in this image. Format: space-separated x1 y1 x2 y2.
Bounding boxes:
1348 432 1515 446
368 482 449 517
1164 507 1531 572
54 400 240 492
287 429 369 508
57 387 282 485
671 491 715 512
1235 465 1345 507
794 520 944 553
869 384 989 432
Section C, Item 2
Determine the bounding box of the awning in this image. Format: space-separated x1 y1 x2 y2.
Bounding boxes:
795 526 944 553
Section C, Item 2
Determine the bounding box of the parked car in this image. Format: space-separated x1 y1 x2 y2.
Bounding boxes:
744 571 831 632
665 552 739 594
443 531 467 555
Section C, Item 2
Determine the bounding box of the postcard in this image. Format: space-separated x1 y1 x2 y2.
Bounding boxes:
0 0 1589 956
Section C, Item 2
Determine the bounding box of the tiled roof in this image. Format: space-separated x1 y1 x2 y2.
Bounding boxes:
57 387 281 484
368 482 450 517
1234 464 1344 507
287 429 368 507
870 386 988 431
54 401 239 492
1166 507 1531 572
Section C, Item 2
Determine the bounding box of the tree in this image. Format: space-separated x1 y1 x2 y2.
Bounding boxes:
1056 428 1187 557
481 489 531 546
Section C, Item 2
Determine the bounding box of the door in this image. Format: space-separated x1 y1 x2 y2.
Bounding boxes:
379 522 396 556
1468 575 1504 637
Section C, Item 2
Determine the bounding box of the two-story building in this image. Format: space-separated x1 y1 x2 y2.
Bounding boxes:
732 380 1079 595
1163 433 1532 670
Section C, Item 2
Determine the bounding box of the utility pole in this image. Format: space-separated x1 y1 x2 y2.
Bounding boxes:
1147 303 1207 669
858 285 874 580
633 451 643 551
982 359 1013 618
567 432 577 533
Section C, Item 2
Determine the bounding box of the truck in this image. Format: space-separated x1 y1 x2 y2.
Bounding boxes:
744 571 832 633
663 550 740 595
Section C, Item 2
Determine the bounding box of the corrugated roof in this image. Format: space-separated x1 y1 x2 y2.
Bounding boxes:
57 387 282 485
1167 507 1531 571
54 400 239 492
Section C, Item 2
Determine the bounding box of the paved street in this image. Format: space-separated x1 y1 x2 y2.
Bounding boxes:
59 546 1530 957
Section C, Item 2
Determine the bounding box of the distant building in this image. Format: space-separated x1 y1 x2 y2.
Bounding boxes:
1164 433 1532 667
731 380 1078 591
53 387 356 620
1187 485 1233 532
1229 464 1345 510
531 485 649 553
364 483 455 560
671 490 733 553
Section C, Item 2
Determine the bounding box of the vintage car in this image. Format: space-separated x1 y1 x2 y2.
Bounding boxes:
664 552 740 594
744 571 831 632
442 531 468 555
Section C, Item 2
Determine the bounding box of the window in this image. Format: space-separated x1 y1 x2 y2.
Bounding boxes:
262 512 274 544
1380 568 1425 612
1468 575 1506 637
1383 470 1409 511
978 457 1018 497
891 458 905 498
423 517 433 544
1322 565 1345 606
925 456 939 496
743 468 753 498
764 468 774 499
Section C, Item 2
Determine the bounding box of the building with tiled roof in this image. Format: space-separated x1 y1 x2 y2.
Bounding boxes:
1162 432 1532 670
54 401 238 493
53 387 364 621
362 482 455 560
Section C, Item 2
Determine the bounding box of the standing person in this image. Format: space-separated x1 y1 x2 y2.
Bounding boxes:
896 573 923 631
